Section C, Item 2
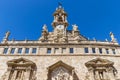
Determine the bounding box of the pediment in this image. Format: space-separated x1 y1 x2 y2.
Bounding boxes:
85 58 114 67
48 61 74 72
7 58 36 67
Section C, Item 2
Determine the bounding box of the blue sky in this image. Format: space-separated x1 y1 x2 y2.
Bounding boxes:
0 0 120 43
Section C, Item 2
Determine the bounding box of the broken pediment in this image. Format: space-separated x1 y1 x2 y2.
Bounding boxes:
85 58 114 67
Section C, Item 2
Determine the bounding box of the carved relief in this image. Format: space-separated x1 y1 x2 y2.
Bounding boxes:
1 58 37 80
47 61 75 80
85 58 118 80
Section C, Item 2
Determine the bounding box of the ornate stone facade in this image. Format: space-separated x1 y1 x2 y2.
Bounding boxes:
0 4 120 80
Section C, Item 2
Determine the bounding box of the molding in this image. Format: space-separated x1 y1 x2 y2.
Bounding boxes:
0 54 120 57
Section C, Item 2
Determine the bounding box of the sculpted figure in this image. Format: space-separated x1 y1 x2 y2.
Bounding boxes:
5 31 10 39
72 24 78 31
110 32 116 42
42 24 48 32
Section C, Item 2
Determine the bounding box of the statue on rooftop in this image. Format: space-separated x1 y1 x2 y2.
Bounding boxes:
5 31 10 39
72 24 78 31
110 32 117 42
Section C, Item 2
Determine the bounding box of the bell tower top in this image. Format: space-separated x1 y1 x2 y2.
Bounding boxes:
52 3 68 28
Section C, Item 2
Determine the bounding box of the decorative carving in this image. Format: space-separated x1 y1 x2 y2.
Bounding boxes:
85 58 117 80
47 61 74 80
1 58 37 80
39 24 48 41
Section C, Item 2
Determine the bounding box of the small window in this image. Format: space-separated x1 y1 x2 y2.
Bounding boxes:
106 49 109 54
18 48 22 54
84 47 89 53
99 48 102 54
54 48 59 53
10 48 15 54
3 48 8 54
47 48 51 54
25 48 29 54
32 48 37 54
70 48 74 53
92 48 96 53
112 49 116 54
62 48 66 53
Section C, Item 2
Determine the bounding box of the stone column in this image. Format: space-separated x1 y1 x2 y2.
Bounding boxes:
24 67 31 80
95 71 100 80
21 71 25 80
11 70 17 80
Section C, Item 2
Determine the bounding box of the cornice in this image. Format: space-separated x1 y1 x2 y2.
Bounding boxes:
0 54 120 57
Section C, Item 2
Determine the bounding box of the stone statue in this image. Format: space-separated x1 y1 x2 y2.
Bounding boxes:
43 24 48 32
110 32 117 42
3 31 10 42
5 31 10 39
39 24 48 41
72 24 78 31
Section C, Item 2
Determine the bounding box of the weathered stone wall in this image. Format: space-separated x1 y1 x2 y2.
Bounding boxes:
0 55 120 80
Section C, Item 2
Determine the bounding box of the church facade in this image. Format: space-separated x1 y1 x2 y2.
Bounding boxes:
0 5 120 80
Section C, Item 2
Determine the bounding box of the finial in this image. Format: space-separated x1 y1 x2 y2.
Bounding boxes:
58 2 62 8
93 37 96 41
105 38 108 42
87 37 90 40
